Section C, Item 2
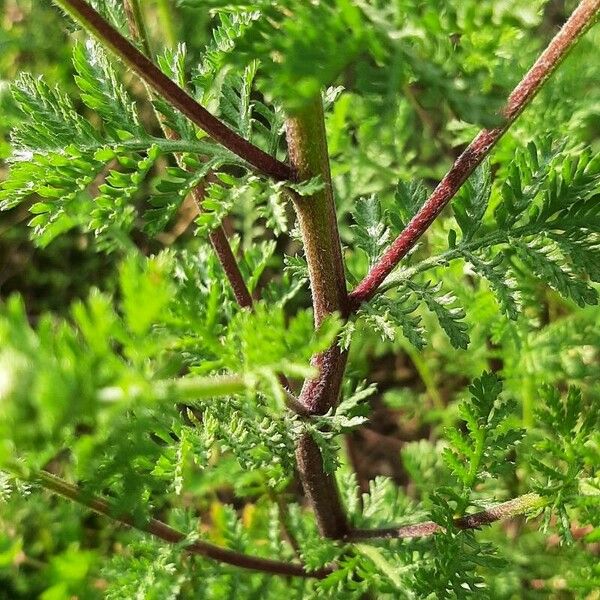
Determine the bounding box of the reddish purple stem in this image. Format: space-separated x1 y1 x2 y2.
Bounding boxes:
349 0 600 309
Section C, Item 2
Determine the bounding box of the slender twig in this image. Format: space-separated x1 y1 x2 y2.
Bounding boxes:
349 0 600 309
122 0 254 308
284 97 350 538
122 0 152 57
35 470 331 578
51 0 292 181
346 493 545 541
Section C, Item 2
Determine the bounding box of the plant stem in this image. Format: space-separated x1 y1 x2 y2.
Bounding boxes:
98 374 248 403
349 0 600 308
295 433 349 538
121 0 254 309
35 470 330 578
286 98 348 328
52 0 292 181
286 98 349 415
346 493 545 540
286 96 350 537
123 0 152 57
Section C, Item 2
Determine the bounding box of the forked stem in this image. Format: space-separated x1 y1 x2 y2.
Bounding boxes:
285 97 350 537
122 0 254 308
349 0 600 308
52 0 292 181
347 493 545 540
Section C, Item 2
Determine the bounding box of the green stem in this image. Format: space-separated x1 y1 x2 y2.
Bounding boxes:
522 375 536 428
21 137 245 163
285 96 350 538
404 345 444 410
377 218 586 296
98 374 248 403
286 97 348 328
123 0 153 57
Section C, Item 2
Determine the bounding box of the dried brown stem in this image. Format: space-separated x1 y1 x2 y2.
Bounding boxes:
349 0 600 308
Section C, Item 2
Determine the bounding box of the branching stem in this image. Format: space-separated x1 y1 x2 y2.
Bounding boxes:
285 97 350 537
349 0 600 308
122 0 254 308
35 470 330 579
51 0 292 181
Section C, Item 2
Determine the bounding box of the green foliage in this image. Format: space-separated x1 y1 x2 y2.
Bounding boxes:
530 386 599 542
1 1 599 598
443 373 524 496
352 141 600 349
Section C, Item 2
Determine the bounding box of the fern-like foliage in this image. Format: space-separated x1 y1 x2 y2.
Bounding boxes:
0 28 287 252
352 142 600 349
0 250 339 514
442 372 524 501
530 385 599 542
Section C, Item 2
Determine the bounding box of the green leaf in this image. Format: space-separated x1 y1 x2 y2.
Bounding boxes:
351 194 390 266
453 160 491 241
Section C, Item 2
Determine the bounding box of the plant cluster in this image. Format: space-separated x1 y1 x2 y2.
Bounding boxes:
0 0 599 597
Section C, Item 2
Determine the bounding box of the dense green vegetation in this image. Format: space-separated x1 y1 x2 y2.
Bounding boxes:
0 1 599 597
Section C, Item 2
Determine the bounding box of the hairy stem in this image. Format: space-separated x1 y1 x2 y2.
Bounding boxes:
122 0 254 308
286 98 348 328
287 98 349 415
349 0 600 308
286 97 350 537
346 493 545 540
52 0 292 181
35 470 330 578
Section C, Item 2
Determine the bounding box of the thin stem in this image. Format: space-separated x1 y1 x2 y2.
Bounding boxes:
346 493 545 541
121 0 254 309
35 470 330 578
349 0 600 309
123 0 152 57
98 374 248 403
29 137 246 160
52 0 292 181
285 97 350 537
